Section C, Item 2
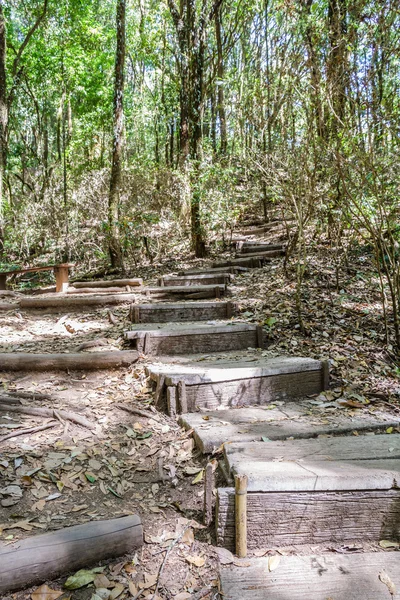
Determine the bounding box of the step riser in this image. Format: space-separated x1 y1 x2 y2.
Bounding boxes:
131 302 234 323
239 245 284 254
159 369 325 413
158 275 231 287
216 488 400 550
133 329 263 356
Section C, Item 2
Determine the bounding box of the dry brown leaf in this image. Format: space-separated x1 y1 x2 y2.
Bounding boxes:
174 593 191 600
31 584 63 600
181 528 194 545
186 555 205 567
110 583 125 599
215 547 234 565
379 570 396 597
268 555 281 572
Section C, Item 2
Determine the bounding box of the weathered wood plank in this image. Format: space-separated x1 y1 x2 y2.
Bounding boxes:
216 487 400 549
180 405 400 453
0 516 143 594
73 278 143 288
125 322 264 356
220 554 400 600
131 301 234 323
158 273 233 287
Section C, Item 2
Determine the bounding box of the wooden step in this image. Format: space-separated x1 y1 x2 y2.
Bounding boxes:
158 273 233 287
146 356 328 414
216 435 400 550
142 284 226 300
237 243 285 254
213 256 270 269
234 249 285 259
124 322 265 357
73 278 142 288
220 554 400 600
130 301 235 323
179 266 248 275
180 404 400 453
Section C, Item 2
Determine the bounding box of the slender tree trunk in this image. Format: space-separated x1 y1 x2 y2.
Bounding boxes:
214 5 227 155
0 5 7 256
108 0 126 269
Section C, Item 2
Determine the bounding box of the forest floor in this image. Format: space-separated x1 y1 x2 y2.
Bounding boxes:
1 240 400 600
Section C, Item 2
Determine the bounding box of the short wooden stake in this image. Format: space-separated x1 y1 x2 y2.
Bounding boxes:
226 301 234 319
215 285 221 299
143 332 151 354
167 386 176 417
256 325 264 348
54 266 69 293
235 473 248 558
177 380 188 413
322 359 330 390
154 374 166 408
203 463 214 526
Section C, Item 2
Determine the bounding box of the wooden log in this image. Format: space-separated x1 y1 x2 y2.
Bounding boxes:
130 301 235 323
20 293 139 310
177 380 188 413
167 386 177 417
0 350 139 371
125 323 264 356
220 553 400 600
0 302 18 311
235 474 247 558
0 515 143 594
158 273 232 287
73 278 143 288
54 265 70 293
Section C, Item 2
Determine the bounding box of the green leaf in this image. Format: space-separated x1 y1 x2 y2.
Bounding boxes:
85 472 97 483
64 568 103 589
261 436 270 442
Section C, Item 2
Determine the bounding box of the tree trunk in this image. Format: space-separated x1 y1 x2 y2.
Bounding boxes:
0 5 7 256
108 0 126 269
215 5 227 155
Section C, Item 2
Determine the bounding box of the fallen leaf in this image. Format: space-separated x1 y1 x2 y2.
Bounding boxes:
110 583 124 599
268 555 280 572
215 547 234 565
64 568 103 589
174 593 191 600
379 570 396 596
181 528 194 545
186 555 205 567
31 584 63 600
379 540 400 549
191 469 204 485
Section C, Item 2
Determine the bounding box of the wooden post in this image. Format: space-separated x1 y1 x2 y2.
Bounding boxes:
215 286 220 299
235 474 248 558
54 266 69 293
256 325 264 348
167 386 176 417
226 301 234 319
177 380 188 413
203 463 214 526
154 374 166 408
0 273 7 290
322 360 330 390
143 332 152 354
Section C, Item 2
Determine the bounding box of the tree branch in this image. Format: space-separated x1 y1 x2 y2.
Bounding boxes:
209 0 224 22
167 0 180 29
11 0 48 79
